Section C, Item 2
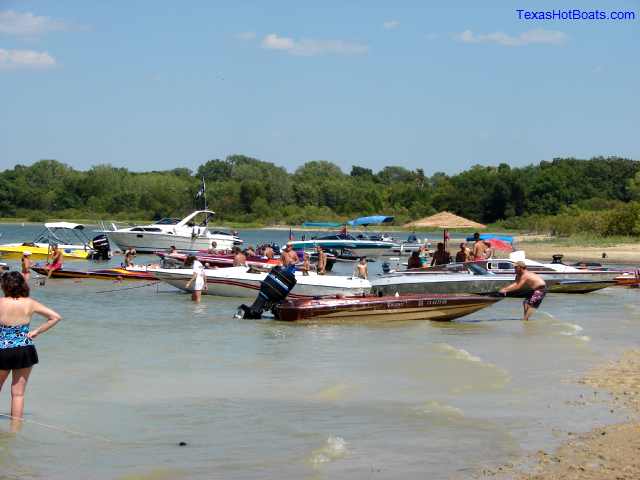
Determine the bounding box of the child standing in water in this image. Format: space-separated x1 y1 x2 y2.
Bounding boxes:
354 257 368 279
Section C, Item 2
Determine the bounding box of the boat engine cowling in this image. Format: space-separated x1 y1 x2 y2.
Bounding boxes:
239 266 297 319
89 234 111 260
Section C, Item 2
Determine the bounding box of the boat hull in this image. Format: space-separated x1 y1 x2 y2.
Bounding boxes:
371 273 513 296
30 266 156 280
106 232 235 253
275 294 500 322
0 243 91 260
547 280 616 294
289 240 396 257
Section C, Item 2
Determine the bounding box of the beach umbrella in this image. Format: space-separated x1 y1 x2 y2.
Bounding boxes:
403 212 487 250
485 238 513 252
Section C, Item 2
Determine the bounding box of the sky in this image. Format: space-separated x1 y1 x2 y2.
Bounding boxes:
0 0 638 175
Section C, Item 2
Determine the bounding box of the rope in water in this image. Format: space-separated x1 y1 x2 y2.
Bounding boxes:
95 281 160 294
0 412 114 443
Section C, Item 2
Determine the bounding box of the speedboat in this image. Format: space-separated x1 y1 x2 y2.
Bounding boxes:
0 223 110 260
153 266 370 298
372 263 613 296
470 251 624 282
384 233 431 256
30 264 157 280
371 267 514 296
289 233 397 257
274 293 501 322
101 210 241 253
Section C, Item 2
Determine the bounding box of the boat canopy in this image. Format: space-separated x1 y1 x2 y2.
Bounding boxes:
44 222 85 230
347 215 394 227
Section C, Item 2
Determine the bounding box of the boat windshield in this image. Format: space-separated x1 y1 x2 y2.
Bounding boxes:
467 263 494 276
318 233 356 241
33 227 90 246
155 218 181 225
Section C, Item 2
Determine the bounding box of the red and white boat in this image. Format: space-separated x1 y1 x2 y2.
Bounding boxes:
274 293 500 322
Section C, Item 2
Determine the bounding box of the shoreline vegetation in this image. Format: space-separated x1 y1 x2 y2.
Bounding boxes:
0 155 639 237
482 350 640 479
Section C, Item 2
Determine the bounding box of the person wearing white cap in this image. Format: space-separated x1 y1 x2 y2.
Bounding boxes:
21 251 32 282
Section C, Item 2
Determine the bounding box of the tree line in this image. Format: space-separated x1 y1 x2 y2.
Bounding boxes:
0 155 639 235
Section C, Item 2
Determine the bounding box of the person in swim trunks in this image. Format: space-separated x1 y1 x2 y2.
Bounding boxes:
499 261 547 321
0 271 62 431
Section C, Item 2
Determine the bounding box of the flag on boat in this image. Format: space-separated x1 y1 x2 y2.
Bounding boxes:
196 177 206 198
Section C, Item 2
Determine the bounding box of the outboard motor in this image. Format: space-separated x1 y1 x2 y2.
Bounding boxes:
239 266 297 319
89 234 111 260
271 243 281 255
381 262 391 274
551 254 564 264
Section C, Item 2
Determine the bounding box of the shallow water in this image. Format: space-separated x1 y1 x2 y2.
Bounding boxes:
0 224 638 479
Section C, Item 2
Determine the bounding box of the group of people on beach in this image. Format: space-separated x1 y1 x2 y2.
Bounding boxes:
407 232 497 269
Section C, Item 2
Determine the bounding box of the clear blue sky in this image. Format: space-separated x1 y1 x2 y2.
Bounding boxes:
1 0 638 174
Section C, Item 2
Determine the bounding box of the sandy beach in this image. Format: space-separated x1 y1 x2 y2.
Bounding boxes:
481 350 640 479
518 241 640 265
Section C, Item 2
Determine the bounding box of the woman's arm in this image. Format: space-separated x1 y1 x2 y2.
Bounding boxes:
28 300 62 339
185 271 197 288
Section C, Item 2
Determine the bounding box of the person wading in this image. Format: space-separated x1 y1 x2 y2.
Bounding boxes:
430 242 451 267
185 255 208 302
20 252 32 282
499 261 547 321
0 271 62 432
280 242 299 267
316 246 327 274
455 242 471 263
233 247 247 267
472 232 488 260
354 257 368 279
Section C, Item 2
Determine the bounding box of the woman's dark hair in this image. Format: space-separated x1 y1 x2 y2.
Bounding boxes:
185 255 196 267
1 271 30 298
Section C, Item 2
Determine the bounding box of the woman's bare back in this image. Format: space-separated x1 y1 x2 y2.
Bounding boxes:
0 298 40 326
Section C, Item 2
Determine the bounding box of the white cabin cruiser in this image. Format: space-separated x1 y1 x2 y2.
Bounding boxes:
153 266 371 298
103 210 241 253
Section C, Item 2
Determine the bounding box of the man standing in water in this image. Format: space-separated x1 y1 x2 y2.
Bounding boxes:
21 251 32 282
280 242 299 267
316 246 327 274
499 261 547 321
472 232 488 260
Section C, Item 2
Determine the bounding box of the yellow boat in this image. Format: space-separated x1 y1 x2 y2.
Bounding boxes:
0 222 105 260
0 244 91 260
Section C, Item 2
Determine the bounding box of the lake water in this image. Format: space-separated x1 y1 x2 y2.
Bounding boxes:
0 224 638 479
